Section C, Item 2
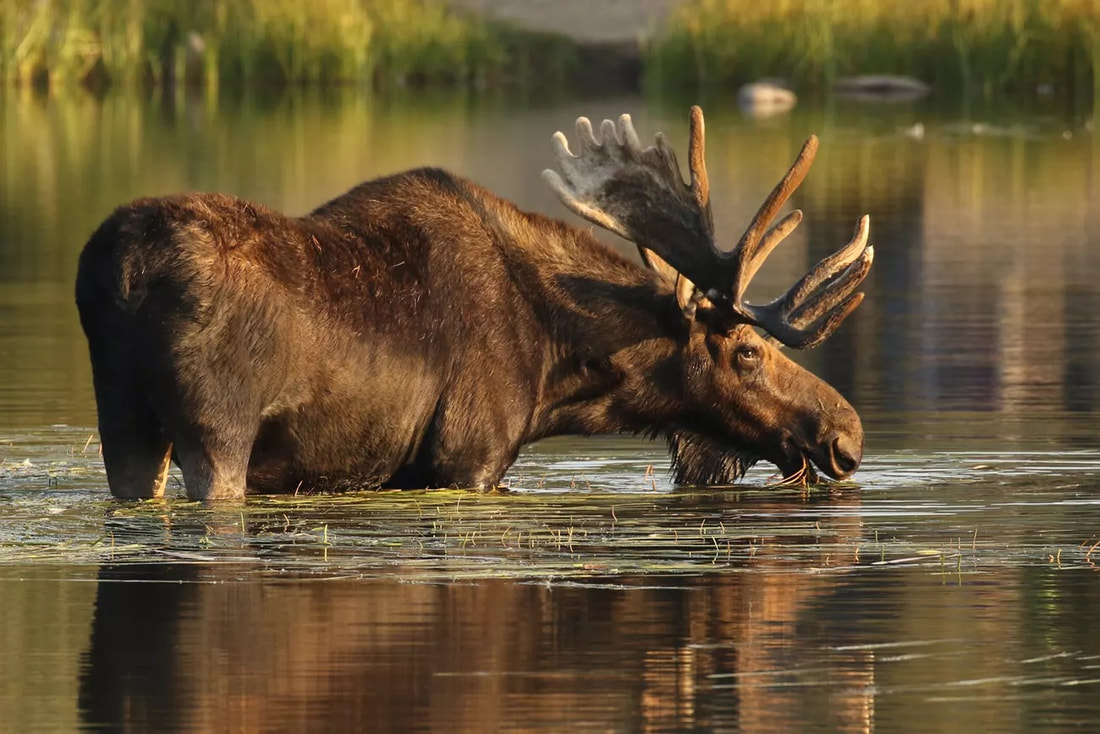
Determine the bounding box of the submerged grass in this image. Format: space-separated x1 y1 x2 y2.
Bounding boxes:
4 429 1100 579
0 485 871 576
2 475 1096 581
0 0 575 89
648 0 1100 99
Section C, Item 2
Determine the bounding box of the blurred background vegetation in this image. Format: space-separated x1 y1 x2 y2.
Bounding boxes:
0 0 1096 101
652 0 1099 100
0 0 576 90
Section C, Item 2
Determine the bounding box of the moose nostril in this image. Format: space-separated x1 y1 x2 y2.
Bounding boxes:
831 435 862 475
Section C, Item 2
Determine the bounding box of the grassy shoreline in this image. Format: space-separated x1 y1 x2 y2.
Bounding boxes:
648 0 1099 100
2 0 1097 101
0 0 576 89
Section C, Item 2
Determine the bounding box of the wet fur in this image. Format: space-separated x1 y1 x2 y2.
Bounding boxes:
668 431 757 486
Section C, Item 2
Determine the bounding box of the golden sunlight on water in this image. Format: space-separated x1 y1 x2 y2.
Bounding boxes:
1 88 1099 732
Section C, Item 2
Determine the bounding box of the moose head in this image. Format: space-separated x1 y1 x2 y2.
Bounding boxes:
543 108 873 484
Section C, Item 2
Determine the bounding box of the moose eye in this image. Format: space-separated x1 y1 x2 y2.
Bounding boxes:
735 345 759 364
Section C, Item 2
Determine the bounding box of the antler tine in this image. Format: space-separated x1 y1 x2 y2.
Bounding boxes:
779 292 865 350
600 118 621 148
788 249 873 327
740 209 804 287
752 217 874 349
617 113 644 154
574 116 599 153
688 106 709 210
785 215 872 318
731 136 819 300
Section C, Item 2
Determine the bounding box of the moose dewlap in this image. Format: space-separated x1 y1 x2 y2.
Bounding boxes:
76 107 873 501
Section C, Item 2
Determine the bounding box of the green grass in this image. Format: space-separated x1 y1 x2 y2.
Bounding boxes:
0 0 574 89
4 0 1096 98
647 0 1100 99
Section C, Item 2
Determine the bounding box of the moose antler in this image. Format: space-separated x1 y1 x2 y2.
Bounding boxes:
542 108 720 292
543 106 874 349
724 138 873 348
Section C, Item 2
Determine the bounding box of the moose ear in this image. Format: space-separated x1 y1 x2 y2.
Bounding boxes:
639 246 711 320
638 246 678 284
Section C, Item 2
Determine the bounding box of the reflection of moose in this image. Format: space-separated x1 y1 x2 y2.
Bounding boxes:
78 496 874 732
76 107 872 500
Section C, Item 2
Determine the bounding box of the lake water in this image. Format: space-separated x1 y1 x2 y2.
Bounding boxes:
1 87 1099 732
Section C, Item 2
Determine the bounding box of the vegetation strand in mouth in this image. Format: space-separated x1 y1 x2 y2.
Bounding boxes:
767 455 821 488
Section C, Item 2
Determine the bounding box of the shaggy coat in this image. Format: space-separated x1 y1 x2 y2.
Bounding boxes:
76 168 862 500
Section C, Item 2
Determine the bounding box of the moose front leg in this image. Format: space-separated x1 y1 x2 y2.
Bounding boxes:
387 444 515 491
415 385 531 491
426 429 521 492
440 461 512 492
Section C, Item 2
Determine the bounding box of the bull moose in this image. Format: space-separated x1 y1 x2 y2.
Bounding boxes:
76 107 874 501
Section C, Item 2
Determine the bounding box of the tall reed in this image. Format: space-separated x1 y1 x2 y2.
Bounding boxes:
649 0 1099 98
0 0 523 88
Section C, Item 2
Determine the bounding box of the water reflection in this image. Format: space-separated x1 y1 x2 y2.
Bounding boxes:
78 492 874 733
66 482 1100 733
1 446 1099 731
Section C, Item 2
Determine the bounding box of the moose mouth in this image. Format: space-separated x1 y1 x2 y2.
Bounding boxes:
775 436 861 485
670 430 861 487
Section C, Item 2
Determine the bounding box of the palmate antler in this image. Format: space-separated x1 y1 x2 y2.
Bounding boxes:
542 106 874 349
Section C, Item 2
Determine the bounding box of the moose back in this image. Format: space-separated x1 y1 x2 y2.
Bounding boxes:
76 107 874 500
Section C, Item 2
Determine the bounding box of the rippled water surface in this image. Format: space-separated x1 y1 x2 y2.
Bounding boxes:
1 89 1098 732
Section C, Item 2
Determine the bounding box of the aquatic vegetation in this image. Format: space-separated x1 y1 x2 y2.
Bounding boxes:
0 0 558 88
3 473 1099 580
648 0 1100 99
3 429 1100 579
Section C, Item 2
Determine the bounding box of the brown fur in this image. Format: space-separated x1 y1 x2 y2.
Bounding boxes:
76 168 862 500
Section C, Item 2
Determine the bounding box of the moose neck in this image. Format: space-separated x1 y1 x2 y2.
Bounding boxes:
503 212 689 442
